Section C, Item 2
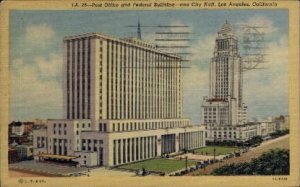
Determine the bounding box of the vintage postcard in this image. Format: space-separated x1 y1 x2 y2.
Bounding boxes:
0 0 299 186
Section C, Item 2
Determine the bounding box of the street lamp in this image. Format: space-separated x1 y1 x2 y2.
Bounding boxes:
213 137 216 162
185 156 188 172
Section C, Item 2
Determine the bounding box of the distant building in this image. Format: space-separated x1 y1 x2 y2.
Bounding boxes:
201 21 286 142
274 115 289 130
16 144 33 160
257 122 276 137
205 122 259 142
9 121 34 145
201 21 247 127
32 118 47 126
201 21 251 141
9 121 33 136
33 32 206 167
8 148 19 164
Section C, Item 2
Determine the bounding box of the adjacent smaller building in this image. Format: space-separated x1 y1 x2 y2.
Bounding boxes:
205 122 258 142
16 144 34 160
9 121 34 145
8 148 19 164
274 115 289 130
205 117 287 142
9 121 33 136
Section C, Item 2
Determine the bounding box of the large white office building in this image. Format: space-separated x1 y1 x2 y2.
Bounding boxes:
33 32 205 167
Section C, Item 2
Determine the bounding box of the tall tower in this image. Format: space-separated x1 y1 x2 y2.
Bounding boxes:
202 21 247 126
137 19 142 39
210 21 243 107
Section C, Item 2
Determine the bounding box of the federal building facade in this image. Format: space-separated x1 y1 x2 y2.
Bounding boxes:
33 32 205 167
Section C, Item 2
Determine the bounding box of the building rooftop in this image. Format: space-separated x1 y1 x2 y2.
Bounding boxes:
217 20 236 38
63 32 181 59
236 122 260 127
207 98 227 102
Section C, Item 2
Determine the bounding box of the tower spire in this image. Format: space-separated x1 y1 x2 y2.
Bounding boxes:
137 19 142 39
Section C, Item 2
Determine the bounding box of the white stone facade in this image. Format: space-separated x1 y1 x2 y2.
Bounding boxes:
33 32 206 167
33 118 205 167
205 123 258 142
62 33 183 125
201 21 247 128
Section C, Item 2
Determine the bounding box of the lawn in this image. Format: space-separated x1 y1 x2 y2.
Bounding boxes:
194 146 239 156
117 158 196 173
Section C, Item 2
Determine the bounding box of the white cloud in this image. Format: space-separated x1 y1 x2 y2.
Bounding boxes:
243 34 288 118
189 34 215 62
25 23 55 44
34 53 62 79
10 54 63 121
237 16 277 34
183 65 209 90
183 65 209 124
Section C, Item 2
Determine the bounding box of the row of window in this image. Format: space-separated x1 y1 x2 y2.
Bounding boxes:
111 120 189 132
99 42 104 118
36 136 46 148
53 123 67 128
81 139 104 152
53 130 67 135
204 108 217 111
66 38 91 119
76 123 91 129
217 40 230 50
106 39 181 120
214 134 237 138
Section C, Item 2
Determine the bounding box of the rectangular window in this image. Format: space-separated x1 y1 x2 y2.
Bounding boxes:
99 123 102 131
103 123 107 132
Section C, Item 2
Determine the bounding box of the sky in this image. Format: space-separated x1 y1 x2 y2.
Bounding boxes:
9 10 289 124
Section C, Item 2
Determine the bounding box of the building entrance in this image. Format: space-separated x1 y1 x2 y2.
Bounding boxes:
161 134 176 155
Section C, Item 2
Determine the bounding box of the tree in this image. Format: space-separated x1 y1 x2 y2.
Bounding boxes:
212 149 289 175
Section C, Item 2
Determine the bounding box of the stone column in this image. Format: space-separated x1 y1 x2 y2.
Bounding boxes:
140 137 144 160
157 136 161 156
128 139 131 163
121 139 125 164
145 137 148 159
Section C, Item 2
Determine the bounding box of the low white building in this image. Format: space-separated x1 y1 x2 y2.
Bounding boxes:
257 122 276 137
205 120 282 142
205 122 258 142
33 119 205 167
16 144 33 159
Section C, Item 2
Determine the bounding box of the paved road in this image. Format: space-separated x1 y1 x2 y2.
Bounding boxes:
9 160 134 177
187 135 289 176
9 169 51 177
9 160 89 177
